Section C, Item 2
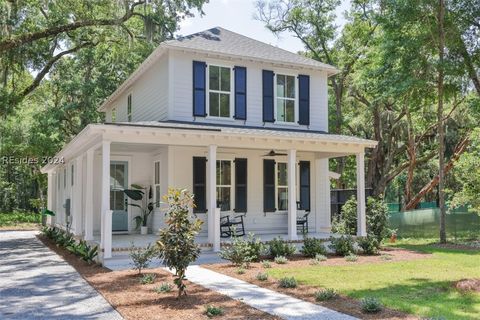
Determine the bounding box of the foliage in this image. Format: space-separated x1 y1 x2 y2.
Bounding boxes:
345 254 358 262
219 233 263 266
124 184 157 229
256 272 269 281
267 237 296 258
310 254 327 265
129 243 158 274
274 256 288 264
155 283 173 293
156 188 202 297
139 273 157 285
357 236 380 255
236 267 246 275
42 226 98 263
361 297 383 313
328 235 356 256
278 276 297 288
301 237 327 258
315 288 337 301
261 260 272 268
0 211 41 226
380 254 393 261
204 305 224 318
332 197 357 235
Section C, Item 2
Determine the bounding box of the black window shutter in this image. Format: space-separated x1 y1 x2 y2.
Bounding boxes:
298 75 310 125
234 158 247 212
193 61 207 117
262 70 275 122
299 161 311 211
234 66 247 120
193 157 207 213
263 159 276 212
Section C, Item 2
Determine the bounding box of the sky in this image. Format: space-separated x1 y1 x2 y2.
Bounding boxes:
178 0 350 54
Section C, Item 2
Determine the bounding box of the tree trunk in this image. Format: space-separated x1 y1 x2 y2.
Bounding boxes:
437 0 446 244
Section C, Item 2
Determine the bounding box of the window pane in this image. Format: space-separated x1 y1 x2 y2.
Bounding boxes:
277 98 285 122
216 160 231 185
286 75 295 98
278 188 288 210
277 163 287 186
209 66 219 91
220 67 230 91
220 93 230 117
276 75 285 98
285 100 295 122
209 92 219 116
217 187 231 211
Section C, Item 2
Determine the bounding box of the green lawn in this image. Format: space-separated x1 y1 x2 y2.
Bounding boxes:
267 241 480 319
0 211 41 228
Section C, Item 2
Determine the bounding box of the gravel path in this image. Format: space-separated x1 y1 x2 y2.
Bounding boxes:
183 265 359 320
0 230 123 320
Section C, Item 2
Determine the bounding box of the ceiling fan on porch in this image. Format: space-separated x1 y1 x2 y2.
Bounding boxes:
262 150 288 157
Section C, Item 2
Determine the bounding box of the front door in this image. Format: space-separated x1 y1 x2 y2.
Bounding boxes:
110 161 129 232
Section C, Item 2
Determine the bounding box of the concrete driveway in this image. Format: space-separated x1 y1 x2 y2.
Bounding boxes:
0 230 122 320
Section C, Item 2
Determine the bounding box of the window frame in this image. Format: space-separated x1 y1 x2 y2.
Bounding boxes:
127 93 132 122
216 159 234 212
206 63 234 120
153 160 161 208
274 73 299 125
275 162 288 211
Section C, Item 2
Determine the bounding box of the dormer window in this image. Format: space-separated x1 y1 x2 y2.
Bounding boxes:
208 65 232 118
276 74 296 123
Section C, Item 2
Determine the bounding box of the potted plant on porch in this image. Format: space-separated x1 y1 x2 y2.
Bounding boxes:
123 184 156 235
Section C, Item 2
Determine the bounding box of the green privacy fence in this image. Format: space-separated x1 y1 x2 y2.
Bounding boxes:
388 207 480 240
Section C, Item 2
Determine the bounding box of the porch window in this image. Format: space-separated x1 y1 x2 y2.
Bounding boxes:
127 94 132 122
216 160 232 211
154 161 160 208
111 108 116 123
276 162 288 210
276 74 296 123
208 65 232 118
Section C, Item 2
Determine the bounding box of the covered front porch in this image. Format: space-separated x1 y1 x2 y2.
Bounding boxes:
42 121 376 263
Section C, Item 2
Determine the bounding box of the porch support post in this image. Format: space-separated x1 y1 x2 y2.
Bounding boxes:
287 149 297 240
72 156 83 236
356 152 367 237
47 172 54 226
84 148 94 241
207 144 217 246
100 140 111 259
315 157 331 233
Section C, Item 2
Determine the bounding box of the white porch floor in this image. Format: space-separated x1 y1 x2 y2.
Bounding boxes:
93 232 333 251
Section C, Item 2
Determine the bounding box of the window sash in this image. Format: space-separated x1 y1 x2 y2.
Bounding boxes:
276 162 288 211
216 160 232 211
208 65 232 118
275 74 296 123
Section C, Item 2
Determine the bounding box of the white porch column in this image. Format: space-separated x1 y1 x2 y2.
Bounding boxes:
84 148 94 240
207 144 217 245
315 157 331 233
104 210 113 259
212 208 221 252
100 141 111 259
47 172 54 225
356 152 367 237
72 156 83 236
287 149 297 240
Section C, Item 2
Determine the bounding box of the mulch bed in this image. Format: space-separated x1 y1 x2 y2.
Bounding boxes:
454 278 480 293
37 235 279 320
205 249 427 320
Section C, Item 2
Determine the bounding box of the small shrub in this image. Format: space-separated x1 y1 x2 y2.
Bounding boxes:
345 254 358 262
357 236 380 255
278 276 297 288
205 305 224 318
309 258 320 265
274 255 288 264
301 237 327 258
220 233 263 267
140 273 157 285
236 267 246 274
361 297 383 313
315 288 338 301
256 272 268 281
380 254 393 261
130 243 158 274
267 237 296 258
261 260 272 268
314 254 327 261
155 283 173 293
328 235 356 256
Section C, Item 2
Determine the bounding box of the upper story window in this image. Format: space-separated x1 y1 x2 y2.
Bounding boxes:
276 74 296 123
111 108 116 123
127 94 132 122
208 65 232 118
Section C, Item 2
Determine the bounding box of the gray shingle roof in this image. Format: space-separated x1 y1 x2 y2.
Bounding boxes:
164 27 338 73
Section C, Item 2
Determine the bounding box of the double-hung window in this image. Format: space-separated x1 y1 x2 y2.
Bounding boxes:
127 94 132 122
216 160 232 211
153 161 160 208
276 74 296 123
208 65 232 118
276 162 288 210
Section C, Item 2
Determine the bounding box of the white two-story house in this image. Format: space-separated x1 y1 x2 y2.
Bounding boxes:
41 27 376 264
